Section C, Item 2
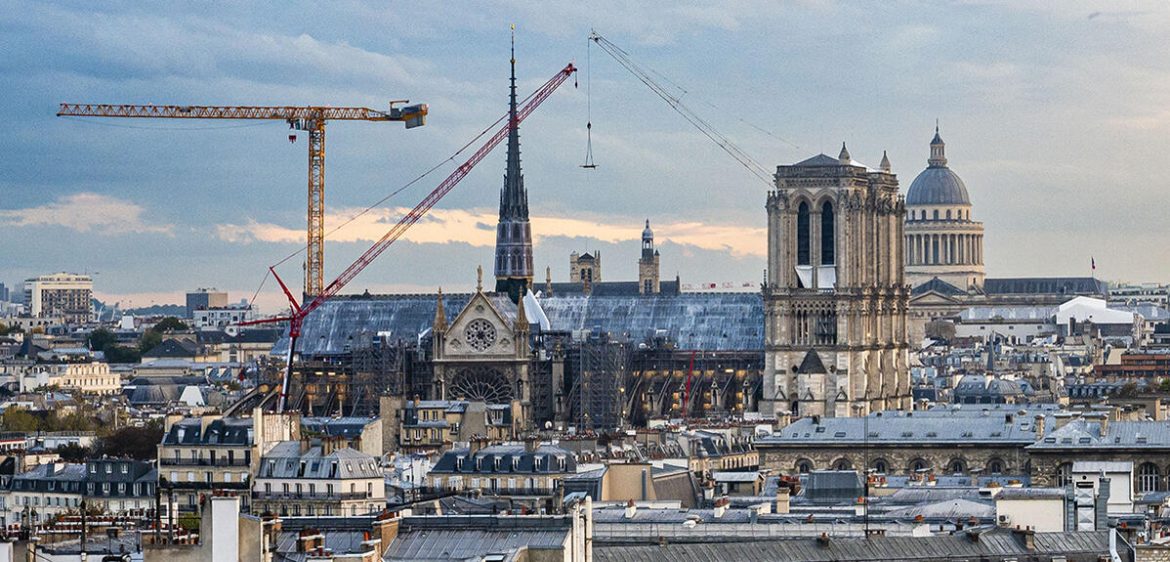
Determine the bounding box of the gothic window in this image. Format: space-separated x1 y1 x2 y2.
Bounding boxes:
464 319 498 352
1138 462 1162 493
1056 463 1073 487
643 279 652 293
797 202 811 266
820 201 835 265
449 367 513 403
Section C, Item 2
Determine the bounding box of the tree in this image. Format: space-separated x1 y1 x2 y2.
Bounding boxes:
96 421 164 460
153 317 188 333
88 328 118 352
138 330 163 354
55 443 91 463
2 408 42 432
104 345 141 363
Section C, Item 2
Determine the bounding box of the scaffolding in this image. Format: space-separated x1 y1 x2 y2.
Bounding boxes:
571 335 629 431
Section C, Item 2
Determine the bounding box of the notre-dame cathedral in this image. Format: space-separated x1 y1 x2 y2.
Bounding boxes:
762 144 912 418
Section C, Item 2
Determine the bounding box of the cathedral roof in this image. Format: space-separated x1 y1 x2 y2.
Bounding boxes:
273 291 763 355
793 153 841 167
796 350 828 374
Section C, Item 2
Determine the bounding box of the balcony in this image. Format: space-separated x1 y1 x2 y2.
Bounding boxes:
420 486 556 497
159 458 250 467
251 491 371 501
161 481 250 491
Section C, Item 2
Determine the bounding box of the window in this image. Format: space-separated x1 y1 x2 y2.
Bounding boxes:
872 459 889 474
832 458 851 471
796 459 813 474
1056 463 1073 487
933 209 939 220
797 202 811 266
1139 463 1161 493
820 201 835 265
910 459 929 473
987 459 1005 475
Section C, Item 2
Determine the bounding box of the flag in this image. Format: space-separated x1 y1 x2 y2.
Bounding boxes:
1091 257 1096 271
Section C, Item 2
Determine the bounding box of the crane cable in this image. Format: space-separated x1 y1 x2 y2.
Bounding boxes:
588 31 778 189
581 36 597 169
247 84 552 311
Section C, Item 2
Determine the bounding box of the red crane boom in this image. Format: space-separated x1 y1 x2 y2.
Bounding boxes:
251 63 577 412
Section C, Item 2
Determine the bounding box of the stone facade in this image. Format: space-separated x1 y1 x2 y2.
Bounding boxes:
432 278 531 430
762 145 911 418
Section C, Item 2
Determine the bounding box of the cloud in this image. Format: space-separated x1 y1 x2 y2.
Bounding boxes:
0 192 172 235
215 207 765 258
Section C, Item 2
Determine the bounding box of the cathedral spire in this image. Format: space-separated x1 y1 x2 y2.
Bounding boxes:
838 142 851 165
880 150 891 172
433 288 447 332
494 24 534 303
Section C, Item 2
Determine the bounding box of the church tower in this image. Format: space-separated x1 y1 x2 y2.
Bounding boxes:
494 32 534 302
762 144 912 418
638 220 661 295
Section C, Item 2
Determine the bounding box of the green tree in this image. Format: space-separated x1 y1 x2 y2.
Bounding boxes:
55 443 91 463
88 328 118 352
152 317 189 333
138 330 163 354
105 345 141 363
2 408 42 432
96 421 164 460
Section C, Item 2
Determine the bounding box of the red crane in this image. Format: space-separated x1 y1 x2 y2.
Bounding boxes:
249 62 577 412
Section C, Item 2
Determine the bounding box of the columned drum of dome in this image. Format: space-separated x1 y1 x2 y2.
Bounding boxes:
903 127 985 291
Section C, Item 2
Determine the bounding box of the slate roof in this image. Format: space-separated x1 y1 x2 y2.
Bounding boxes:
257 441 381 479
431 443 577 475
983 277 1108 297
593 530 1122 562
143 338 199 358
1029 418 1170 451
300 417 377 439
161 417 253 446
275 292 765 356
385 516 571 562
759 410 1047 447
793 153 845 167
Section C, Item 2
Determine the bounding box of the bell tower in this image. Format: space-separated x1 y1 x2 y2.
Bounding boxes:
762 145 911 418
638 219 661 295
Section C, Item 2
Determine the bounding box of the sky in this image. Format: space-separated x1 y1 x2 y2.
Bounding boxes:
2 1 1169 312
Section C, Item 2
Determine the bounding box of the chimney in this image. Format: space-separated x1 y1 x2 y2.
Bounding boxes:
296 528 324 553
1033 415 1046 440
817 532 830 547
1014 526 1036 551
524 434 540 454
774 489 791 514
469 435 485 457
713 496 729 518
624 499 637 519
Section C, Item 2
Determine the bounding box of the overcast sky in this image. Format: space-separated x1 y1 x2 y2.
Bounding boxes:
3 1 1168 311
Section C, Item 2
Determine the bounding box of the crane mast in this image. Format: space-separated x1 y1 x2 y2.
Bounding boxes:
56 102 428 297
247 63 577 412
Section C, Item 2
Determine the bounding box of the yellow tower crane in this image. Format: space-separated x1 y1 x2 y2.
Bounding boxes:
56 102 428 297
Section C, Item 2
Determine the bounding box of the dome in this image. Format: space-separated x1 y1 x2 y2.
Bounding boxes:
906 166 970 205
906 127 971 206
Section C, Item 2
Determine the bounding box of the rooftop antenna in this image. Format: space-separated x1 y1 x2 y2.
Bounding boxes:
581 34 598 169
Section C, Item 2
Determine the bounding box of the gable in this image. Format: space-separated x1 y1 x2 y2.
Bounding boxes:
444 292 517 358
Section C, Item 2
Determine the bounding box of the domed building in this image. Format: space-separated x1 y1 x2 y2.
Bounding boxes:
904 127 985 291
